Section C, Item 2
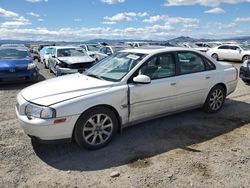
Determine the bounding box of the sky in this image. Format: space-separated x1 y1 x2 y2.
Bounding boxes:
0 0 250 41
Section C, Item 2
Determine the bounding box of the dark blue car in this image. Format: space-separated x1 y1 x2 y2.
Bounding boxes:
0 47 38 83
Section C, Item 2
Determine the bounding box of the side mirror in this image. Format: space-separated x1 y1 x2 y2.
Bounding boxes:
133 75 151 84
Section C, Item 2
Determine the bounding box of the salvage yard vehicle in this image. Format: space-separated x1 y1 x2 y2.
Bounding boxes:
0 47 38 83
95 45 131 61
16 47 238 150
240 59 250 84
183 42 210 52
39 46 53 69
79 43 101 61
207 44 250 62
48 46 95 76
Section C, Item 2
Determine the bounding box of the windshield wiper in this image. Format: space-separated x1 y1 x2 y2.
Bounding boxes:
87 74 104 80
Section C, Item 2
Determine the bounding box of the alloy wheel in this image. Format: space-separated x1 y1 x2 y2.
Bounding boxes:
209 89 224 111
82 114 113 146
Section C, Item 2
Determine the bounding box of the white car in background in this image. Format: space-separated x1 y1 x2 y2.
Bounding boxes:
16 48 238 150
94 45 131 61
207 44 250 62
79 44 100 61
183 43 210 52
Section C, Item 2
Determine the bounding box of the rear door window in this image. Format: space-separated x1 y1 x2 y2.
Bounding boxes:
177 52 206 74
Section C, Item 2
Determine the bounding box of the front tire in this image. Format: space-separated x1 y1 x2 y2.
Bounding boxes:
203 85 226 113
44 60 48 69
242 55 250 62
74 107 118 150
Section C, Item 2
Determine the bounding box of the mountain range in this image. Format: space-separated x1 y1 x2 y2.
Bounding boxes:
0 36 250 45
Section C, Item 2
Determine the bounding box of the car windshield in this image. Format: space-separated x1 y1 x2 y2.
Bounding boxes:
85 52 146 82
46 48 53 54
112 47 129 53
0 48 30 59
57 48 87 57
188 43 200 48
87 45 100 51
241 45 250 51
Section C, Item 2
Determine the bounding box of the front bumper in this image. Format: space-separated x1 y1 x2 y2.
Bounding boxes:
56 67 81 76
239 66 250 81
15 97 79 141
0 68 38 83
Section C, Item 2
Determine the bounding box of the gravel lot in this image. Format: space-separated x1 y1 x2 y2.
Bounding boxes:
0 61 250 188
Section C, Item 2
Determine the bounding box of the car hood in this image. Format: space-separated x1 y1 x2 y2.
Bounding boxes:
58 56 94 64
0 59 32 70
21 73 114 106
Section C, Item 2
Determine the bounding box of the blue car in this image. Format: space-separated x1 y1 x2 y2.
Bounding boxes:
0 47 38 83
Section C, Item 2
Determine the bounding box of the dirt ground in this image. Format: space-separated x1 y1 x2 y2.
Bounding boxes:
0 61 250 188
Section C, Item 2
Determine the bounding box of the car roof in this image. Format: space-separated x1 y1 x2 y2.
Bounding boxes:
121 47 198 55
218 44 240 46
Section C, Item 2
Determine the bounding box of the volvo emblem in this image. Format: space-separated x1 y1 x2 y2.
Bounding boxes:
9 68 15 72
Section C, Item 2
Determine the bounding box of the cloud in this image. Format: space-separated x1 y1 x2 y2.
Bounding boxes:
0 8 19 18
74 18 82 22
102 21 116 25
164 0 250 7
205 7 225 14
203 22 236 30
27 12 40 17
101 0 125 4
0 24 176 41
104 12 148 23
26 0 48 3
143 15 199 25
0 16 31 28
37 18 44 22
143 15 166 23
235 17 250 22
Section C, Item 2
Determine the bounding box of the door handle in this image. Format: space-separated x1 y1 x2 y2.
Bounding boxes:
205 76 211 79
170 82 176 86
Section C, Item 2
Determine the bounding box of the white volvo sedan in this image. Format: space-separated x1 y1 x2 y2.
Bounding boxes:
16 48 238 149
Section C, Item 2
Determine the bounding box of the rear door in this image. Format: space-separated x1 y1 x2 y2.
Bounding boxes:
128 53 178 122
227 46 243 61
174 51 217 110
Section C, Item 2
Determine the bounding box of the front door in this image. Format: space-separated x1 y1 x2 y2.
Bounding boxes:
128 53 178 122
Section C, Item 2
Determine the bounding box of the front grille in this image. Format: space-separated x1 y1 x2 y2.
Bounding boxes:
67 61 95 69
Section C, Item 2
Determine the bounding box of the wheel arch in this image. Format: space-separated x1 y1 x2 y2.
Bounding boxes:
211 83 227 95
242 54 250 61
72 104 122 140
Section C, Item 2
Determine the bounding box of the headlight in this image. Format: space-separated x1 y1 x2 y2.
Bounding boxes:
27 62 37 70
25 103 56 119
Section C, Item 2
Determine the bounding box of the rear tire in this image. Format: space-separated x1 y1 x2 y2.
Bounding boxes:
203 85 226 113
211 53 219 61
74 107 118 150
